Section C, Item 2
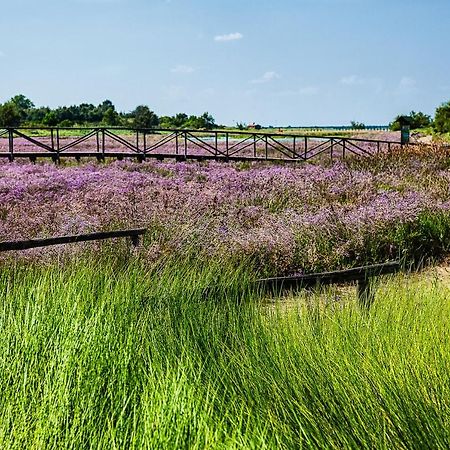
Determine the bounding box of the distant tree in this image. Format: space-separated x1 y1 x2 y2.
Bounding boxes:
434 101 450 134
42 111 59 127
10 94 34 111
0 102 21 127
236 122 246 130
98 100 115 113
27 106 50 124
172 113 188 128
351 121 366 130
158 116 173 128
131 105 159 129
10 94 35 121
390 111 431 131
59 119 74 127
102 107 121 126
200 112 216 130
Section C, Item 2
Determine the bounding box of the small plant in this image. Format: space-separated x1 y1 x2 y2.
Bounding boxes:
350 120 366 130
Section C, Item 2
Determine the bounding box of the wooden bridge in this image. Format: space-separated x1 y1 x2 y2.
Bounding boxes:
0 127 406 163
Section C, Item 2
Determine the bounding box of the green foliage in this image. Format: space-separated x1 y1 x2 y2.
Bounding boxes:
0 102 21 127
390 111 432 131
10 94 34 121
102 107 120 126
42 111 59 127
1 94 218 129
130 105 159 129
160 112 216 130
434 100 450 134
350 120 366 130
1 256 450 448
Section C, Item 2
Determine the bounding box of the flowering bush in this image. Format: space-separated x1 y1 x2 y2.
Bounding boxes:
1 145 450 274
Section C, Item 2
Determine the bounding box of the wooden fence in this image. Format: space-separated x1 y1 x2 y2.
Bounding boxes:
0 127 407 163
257 262 401 308
0 228 400 308
0 228 146 252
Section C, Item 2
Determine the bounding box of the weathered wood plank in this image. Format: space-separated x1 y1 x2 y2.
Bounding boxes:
257 262 400 289
0 228 146 252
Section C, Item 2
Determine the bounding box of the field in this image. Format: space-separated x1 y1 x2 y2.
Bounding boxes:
2 143 450 448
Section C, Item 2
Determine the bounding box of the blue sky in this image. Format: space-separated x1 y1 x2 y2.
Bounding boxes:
0 0 449 126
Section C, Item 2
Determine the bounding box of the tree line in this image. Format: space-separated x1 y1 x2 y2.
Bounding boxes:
0 95 216 130
389 101 450 134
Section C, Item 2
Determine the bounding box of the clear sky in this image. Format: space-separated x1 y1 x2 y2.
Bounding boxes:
0 0 449 126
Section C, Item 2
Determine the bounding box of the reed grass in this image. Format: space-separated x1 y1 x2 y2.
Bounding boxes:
0 256 449 448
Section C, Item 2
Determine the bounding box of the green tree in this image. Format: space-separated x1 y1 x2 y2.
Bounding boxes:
390 111 431 131
351 121 366 130
172 113 188 128
0 102 21 127
200 112 215 129
42 111 59 127
27 107 50 124
102 107 120 126
131 105 159 129
434 101 450 134
9 95 35 122
11 94 34 110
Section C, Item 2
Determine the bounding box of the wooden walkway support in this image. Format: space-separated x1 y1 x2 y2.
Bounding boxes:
0 126 408 163
0 228 146 252
257 262 401 308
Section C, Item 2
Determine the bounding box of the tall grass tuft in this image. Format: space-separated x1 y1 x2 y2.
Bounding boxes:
0 256 449 448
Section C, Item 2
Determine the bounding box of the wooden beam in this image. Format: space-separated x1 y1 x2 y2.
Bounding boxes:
0 228 146 252
257 262 400 307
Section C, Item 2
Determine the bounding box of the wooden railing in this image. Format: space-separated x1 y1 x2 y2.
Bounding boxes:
0 228 146 252
256 262 401 308
0 127 407 163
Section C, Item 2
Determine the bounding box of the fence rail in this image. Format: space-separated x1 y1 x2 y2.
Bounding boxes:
0 228 146 252
257 262 401 307
0 127 410 163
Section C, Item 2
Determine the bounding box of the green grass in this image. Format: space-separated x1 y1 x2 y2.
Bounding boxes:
0 255 449 448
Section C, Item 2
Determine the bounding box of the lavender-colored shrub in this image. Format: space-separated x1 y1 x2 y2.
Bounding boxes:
1 146 450 274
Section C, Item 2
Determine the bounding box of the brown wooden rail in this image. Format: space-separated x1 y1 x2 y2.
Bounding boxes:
0 228 146 252
256 262 401 307
0 127 408 163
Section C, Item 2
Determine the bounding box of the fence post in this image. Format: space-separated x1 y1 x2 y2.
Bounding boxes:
131 233 141 247
102 128 106 158
8 128 14 162
357 279 375 308
96 128 100 153
226 132 229 158
215 131 218 158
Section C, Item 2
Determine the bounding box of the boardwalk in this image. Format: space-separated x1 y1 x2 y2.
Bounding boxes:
0 127 405 163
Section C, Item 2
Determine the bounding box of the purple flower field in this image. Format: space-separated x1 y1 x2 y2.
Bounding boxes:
1 145 450 274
